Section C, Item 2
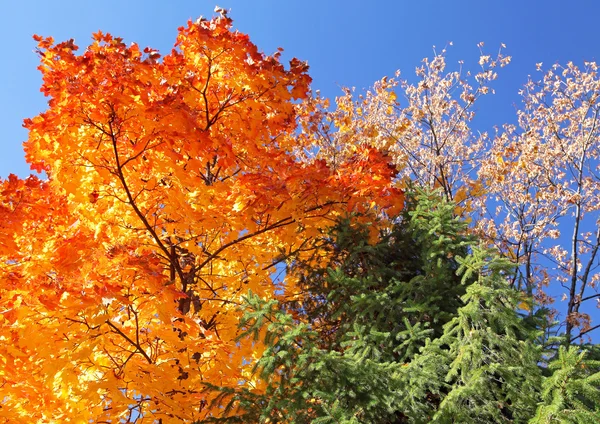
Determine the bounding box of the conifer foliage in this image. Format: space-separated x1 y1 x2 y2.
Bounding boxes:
213 190 600 423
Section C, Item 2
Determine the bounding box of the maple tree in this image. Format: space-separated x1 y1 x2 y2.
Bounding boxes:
0 10 401 422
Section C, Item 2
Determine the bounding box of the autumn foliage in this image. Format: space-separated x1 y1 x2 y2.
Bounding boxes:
0 10 401 422
2 7 600 423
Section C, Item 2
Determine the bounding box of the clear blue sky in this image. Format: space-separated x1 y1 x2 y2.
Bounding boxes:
2 0 599 178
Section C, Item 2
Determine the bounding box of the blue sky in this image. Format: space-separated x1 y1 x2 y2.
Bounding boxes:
2 0 600 178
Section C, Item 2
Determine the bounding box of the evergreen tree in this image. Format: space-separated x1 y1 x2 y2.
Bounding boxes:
410 246 542 422
204 190 600 423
